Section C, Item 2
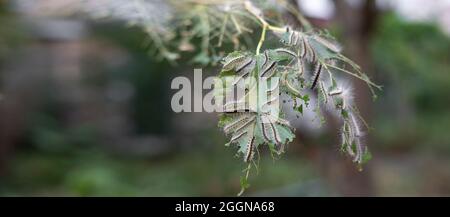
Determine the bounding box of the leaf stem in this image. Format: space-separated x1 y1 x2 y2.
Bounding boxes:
326 64 382 90
256 23 267 55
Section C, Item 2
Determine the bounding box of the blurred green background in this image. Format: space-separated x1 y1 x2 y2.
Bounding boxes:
1 0 450 196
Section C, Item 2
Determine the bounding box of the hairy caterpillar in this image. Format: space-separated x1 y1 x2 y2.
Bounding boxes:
260 61 277 78
282 28 302 46
341 122 355 157
329 89 343 96
260 116 274 142
300 36 308 59
236 58 253 74
311 63 323 90
244 135 256 163
282 29 320 64
274 48 298 58
232 59 255 85
261 115 282 145
222 55 247 71
260 121 272 143
297 58 304 76
230 131 247 143
223 115 252 134
305 38 316 63
261 51 269 68
270 122 282 146
233 116 256 133
319 81 328 104
287 81 301 95
275 118 292 129
349 113 364 163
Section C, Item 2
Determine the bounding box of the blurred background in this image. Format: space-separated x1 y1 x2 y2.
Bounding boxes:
1 0 450 196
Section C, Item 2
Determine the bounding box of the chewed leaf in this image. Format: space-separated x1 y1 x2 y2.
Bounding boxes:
215 50 296 162
274 124 295 152
308 38 340 60
311 35 342 53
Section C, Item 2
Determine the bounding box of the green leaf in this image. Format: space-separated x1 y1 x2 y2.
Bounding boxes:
361 149 372 165
238 175 250 196
297 104 303 114
267 142 276 154
308 37 339 60
341 109 349 119
301 94 310 106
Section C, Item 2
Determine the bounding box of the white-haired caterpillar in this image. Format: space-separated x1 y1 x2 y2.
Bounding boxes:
260 115 274 143
300 36 307 59
293 32 301 46
261 50 269 68
319 81 328 104
222 55 247 71
262 115 281 145
224 115 251 134
275 48 298 59
297 57 304 76
306 38 316 63
230 131 247 143
259 51 272 70
341 122 355 157
329 89 343 96
274 117 293 130
282 29 303 47
289 31 296 45
283 76 301 96
244 136 256 163
354 139 364 164
260 61 277 78
232 59 255 86
349 113 364 163
270 122 282 146
260 122 272 143
233 116 256 133
236 58 253 74
349 113 363 139
311 63 323 90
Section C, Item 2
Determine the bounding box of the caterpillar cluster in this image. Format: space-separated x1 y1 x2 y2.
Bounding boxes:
280 28 343 90
279 27 368 164
218 26 372 166
219 51 294 163
318 79 367 164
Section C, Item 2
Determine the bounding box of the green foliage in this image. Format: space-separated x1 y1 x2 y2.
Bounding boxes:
372 14 450 151
373 14 450 112
0 3 27 62
0 145 316 196
92 24 174 135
